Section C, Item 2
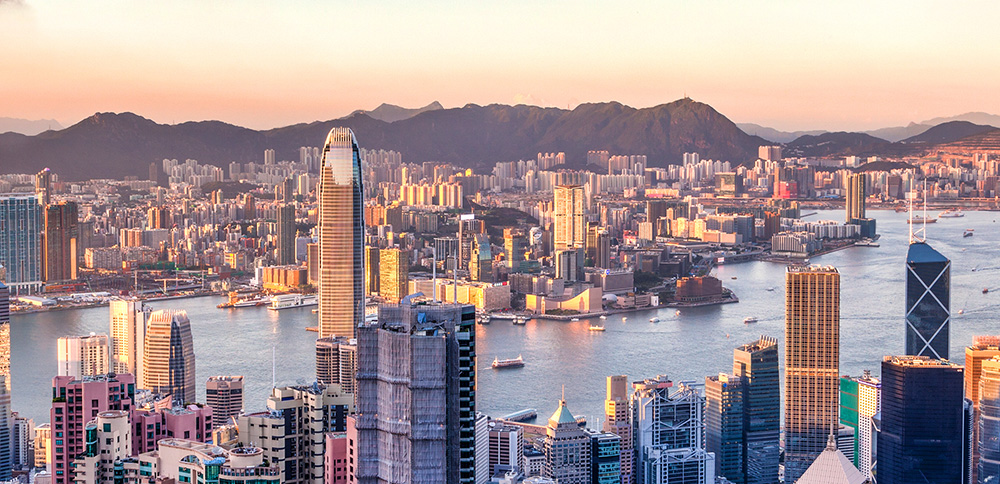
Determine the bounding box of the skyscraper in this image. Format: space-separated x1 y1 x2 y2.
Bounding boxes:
56 333 110 379
142 309 196 404
784 265 840 482
378 247 408 303
631 375 715 484
276 204 296 265
0 283 9 393
588 430 621 484
109 299 151 385
979 356 1000 483
363 246 379 296
878 355 964 484
603 375 633 484
0 376 10 480
42 201 79 282
733 336 779 484
504 228 528 272
705 373 744 484
845 173 866 223
966 335 1000 482
543 398 591 483
315 336 356 394
554 185 586 249
147 206 171 229
839 371 881 481
352 300 476 483
317 127 364 340
905 241 950 359
205 375 244 429
0 194 43 292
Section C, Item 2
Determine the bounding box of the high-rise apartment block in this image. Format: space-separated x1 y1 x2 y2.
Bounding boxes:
70 410 131 484
784 266 840 482
56 333 110 379
631 375 715 484
147 206 171 230
0 194 43 292
878 355 965 484
352 300 476 483
554 185 586 249
603 375 633 484
758 145 782 162
317 127 364 340
205 375 243 428
732 336 779 484
42 201 78 282
238 384 352 484
315 336 356 394
110 299 151 385
49 373 135 484
705 373 744 484
276 204 296 265
378 247 408 303
905 242 950 359
142 309 196 405
839 371 881 481
35 168 51 206
845 173 866 223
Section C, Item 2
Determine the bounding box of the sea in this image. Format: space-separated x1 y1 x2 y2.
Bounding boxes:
9 209 1000 427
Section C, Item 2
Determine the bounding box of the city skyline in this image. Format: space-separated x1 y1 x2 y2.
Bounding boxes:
2 1 1000 131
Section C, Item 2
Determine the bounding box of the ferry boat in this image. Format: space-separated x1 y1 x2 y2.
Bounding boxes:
649 317 660 323
856 239 880 247
907 215 937 224
599 315 608 320
512 317 527 325
589 324 606 331
492 355 525 369
939 209 965 218
233 297 267 308
268 294 318 311
743 316 758 324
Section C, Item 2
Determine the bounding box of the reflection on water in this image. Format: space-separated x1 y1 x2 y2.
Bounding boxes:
11 209 998 426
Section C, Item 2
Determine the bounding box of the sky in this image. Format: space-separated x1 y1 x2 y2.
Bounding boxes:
2 0 1000 132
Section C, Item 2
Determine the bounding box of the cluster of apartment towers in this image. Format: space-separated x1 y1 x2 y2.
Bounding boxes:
9 128 995 484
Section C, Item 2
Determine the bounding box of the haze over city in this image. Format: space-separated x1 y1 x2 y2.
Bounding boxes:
2 0 1000 131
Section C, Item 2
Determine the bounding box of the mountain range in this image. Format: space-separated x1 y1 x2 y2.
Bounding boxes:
0 117 63 136
1 100 998 181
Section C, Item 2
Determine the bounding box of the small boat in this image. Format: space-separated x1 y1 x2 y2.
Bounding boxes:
570 317 580 322
939 209 965 218
513 317 527 325
985 288 990 294
908 215 937 224
743 316 758 324
649 317 660 323
958 309 965 315
766 287 775 292
311 309 319 313
731 276 737 280
477 315 491 325
856 239 880 247
621 317 627 322
964 229 974 238
599 315 608 320
675 310 681 316
492 355 525 369
589 325 606 332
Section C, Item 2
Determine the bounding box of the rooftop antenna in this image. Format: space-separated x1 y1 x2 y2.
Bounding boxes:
271 346 276 389
431 246 437 303
908 179 927 244
561 384 566 402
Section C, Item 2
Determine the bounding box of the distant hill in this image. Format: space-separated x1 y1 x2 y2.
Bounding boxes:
865 123 932 143
920 112 1000 127
0 117 63 136
351 101 444 123
0 98 768 181
934 128 1000 152
736 123 824 143
900 120 997 144
784 132 892 158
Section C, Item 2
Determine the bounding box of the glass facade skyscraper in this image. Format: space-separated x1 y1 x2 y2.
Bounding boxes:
733 336 779 484
142 309 196 405
878 355 964 484
705 373 744 484
905 242 950 359
317 127 364 340
980 357 1000 483
0 194 42 292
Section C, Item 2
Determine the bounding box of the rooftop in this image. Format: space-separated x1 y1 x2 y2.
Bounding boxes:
883 355 961 368
906 241 949 264
787 265 839 274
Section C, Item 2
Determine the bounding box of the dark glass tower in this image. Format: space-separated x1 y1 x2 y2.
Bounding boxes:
733 336 780 484
706 373 744 484
878 355 964 484
905 241 950 359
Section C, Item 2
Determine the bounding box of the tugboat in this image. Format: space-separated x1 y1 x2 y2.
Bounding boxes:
492 355 525 369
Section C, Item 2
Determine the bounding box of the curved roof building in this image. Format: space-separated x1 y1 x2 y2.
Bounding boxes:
317 128 364 340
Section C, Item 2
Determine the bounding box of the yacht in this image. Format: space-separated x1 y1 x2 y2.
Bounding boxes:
268 294 318 310
599 315 608 320
492 355 525 369
743 316 758 324
649 317 660 323
939 209 965 218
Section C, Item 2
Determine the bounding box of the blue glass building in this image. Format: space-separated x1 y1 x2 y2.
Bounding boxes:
878 355 964 484
588 430 622 484
706 373 744 484
905 242 950 359
733 336 780 484
0 194 42 293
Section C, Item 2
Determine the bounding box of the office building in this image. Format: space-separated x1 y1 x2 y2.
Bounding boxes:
276 204 296 265
238 384 352 484
878 355 964 484
109 299 151 385
42 201 78 282
0 283 9 393
378 247 409 303
732 336 779 484
35 168 51 206
315 336 356 394
554 185 586 249
34 423 50 470
795 435 870 484
967 336 1000 482
352 300 476 483
784 266 840 482
11 412 30 471
845 173 866 223
588 430 622 484
603 375 633 484
489 422 524 477
839 371 880 481
0 376 10 480
504 228 529 271
317 127 365 339
0 194 43 292
980 356 1000 483
142 309 196 404
56 333 110 379
364 246 379 296
631 375 715 484
543 398 591 483
706 373 744 484
469 234 493 282
205 376 243 428
49 373 135 484
905 242 950 359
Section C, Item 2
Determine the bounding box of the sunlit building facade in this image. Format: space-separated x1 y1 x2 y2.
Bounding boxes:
142 309 196 404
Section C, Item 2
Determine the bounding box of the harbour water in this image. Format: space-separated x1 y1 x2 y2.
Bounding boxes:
10 209 999 426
